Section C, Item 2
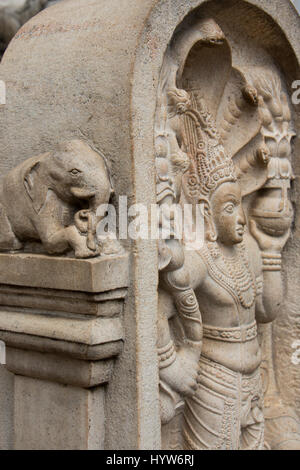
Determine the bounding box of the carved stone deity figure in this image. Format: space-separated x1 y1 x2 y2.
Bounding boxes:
181 117 288 450
156 17 299 450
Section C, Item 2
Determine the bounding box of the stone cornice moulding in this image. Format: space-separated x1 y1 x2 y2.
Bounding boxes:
0 253 129 387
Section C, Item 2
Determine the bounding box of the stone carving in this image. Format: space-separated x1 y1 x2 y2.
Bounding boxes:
0 139 116 259
156 17 297 450
247 70 300 450
155 44 203 426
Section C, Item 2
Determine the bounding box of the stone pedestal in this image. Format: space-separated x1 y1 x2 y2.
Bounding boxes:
14 376 105 450
0 253 128 450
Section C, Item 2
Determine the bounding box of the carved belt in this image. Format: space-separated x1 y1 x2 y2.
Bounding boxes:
203 321 257 343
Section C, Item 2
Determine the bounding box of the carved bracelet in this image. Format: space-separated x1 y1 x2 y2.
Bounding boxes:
158 340 177 369
262 253 282 271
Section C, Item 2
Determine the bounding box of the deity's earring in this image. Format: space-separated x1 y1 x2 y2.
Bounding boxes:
200 198 218 244
204 217 219 258
203 211 217 243
206 223 217 242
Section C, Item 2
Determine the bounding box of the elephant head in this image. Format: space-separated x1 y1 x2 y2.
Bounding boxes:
23 139 113 214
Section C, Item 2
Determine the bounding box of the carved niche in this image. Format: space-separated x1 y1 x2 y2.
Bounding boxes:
155 12 300 450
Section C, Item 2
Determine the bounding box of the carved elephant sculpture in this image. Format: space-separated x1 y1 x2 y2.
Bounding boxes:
0 139 113 258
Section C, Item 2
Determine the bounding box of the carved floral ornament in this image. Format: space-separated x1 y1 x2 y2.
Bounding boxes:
155 17 299 450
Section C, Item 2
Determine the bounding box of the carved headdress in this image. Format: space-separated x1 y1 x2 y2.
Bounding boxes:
172 91 237 200
157 17 294 204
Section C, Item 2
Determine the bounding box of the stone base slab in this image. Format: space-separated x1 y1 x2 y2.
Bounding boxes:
0 252 129 292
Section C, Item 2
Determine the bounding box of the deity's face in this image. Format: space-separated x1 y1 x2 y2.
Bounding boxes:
209 181 246 245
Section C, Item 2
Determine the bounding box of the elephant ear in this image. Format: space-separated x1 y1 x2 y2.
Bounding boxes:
24 160 49 214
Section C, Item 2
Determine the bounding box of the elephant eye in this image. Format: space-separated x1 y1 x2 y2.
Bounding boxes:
70 168 81 176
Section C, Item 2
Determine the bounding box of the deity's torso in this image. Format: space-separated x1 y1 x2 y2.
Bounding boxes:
187 235 263 374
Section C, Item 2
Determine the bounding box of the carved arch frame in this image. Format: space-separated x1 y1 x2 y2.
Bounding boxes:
131 0 300 448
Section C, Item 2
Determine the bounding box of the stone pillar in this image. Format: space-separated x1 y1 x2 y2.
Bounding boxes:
0 253 128 450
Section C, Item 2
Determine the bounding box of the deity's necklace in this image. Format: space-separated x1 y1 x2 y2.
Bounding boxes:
206 241 256 309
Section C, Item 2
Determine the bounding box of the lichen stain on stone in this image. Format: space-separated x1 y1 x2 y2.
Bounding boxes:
15 19 102 40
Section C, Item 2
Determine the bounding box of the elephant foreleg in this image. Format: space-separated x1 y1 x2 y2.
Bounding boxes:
0 203 23 251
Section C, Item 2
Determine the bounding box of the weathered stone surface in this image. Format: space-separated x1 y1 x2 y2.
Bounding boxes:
7 347 116 387
0 252 129 292
0 365 13 450
0 285 127 316
0 0 299 451
14 376 105 450
0 247 127 449
0 312 123 347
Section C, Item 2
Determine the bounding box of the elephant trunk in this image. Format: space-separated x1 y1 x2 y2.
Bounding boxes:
74 209 97 252
89 186 112 212
73 184 112 252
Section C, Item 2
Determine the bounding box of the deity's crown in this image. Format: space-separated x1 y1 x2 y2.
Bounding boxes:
168 88 238 199
195 135 237 198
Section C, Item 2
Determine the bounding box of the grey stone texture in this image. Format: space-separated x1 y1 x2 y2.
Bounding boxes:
0 0 298 450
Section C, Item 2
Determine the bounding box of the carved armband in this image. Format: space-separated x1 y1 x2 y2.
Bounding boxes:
262 253 282 272
256 275 263 295
175 290 202 324
158 340 177 369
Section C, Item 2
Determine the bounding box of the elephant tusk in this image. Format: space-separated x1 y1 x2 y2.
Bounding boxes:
87 212 97 252
74 210 88 234
74 210 97 252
